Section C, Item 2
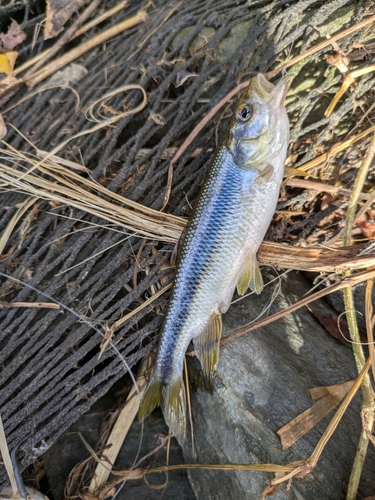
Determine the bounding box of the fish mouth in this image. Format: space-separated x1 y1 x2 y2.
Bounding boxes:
243 73 289 105
254 73 275 97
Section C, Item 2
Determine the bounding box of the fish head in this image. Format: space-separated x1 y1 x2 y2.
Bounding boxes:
227 73 289 169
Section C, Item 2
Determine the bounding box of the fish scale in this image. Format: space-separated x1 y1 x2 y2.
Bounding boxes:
139 73 290 442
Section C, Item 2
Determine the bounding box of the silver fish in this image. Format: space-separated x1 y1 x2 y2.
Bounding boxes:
139 73 290 442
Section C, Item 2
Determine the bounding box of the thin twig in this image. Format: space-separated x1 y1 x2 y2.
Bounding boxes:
284 178 373 200
0 301 60 309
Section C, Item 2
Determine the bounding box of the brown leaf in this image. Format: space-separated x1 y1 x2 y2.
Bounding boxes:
306 304 367 345
277 380 354 450
0 20 26 50
356 215 375 238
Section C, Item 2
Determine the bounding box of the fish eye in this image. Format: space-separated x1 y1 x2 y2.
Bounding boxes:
236 104 253 122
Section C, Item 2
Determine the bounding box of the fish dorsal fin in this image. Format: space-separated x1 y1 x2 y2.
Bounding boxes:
194 312 222 381
236 255 264 296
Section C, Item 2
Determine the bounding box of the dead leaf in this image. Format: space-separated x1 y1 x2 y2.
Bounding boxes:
0 21 26 50
356 213 375 238
277 380 354 449
306 304 368 345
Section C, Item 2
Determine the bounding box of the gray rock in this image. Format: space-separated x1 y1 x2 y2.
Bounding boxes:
182 271 375 499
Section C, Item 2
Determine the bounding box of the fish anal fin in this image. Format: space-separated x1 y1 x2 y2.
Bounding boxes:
236 255 264 295
194 312 222 382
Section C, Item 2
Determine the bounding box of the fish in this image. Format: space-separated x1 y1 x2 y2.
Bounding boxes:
138 73 290 443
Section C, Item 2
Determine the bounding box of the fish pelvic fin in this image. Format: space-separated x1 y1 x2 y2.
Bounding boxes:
237 254 264 296
139 371 186 444
194 312 222 382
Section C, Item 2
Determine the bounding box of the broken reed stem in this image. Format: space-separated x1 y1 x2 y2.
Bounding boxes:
298 124 375 172
342 134 375 500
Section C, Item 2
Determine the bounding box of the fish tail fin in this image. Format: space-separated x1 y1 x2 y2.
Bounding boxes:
138 371 162 421
139 371 186 444
162 376 186 443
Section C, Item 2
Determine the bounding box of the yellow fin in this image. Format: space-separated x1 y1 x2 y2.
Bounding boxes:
237 255 264 295
162 377 186 443
139 372 186 444
138 372 162 421
194 312 222 381
250 256 264 294
237 258 251 295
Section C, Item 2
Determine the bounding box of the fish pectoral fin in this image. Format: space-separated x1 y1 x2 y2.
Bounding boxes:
255 164 274 185
139 371 186 444
236 255 264 296
194 312 222 381
250 256 264 294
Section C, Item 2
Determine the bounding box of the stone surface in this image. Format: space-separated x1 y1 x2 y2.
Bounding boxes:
181 271 375 500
